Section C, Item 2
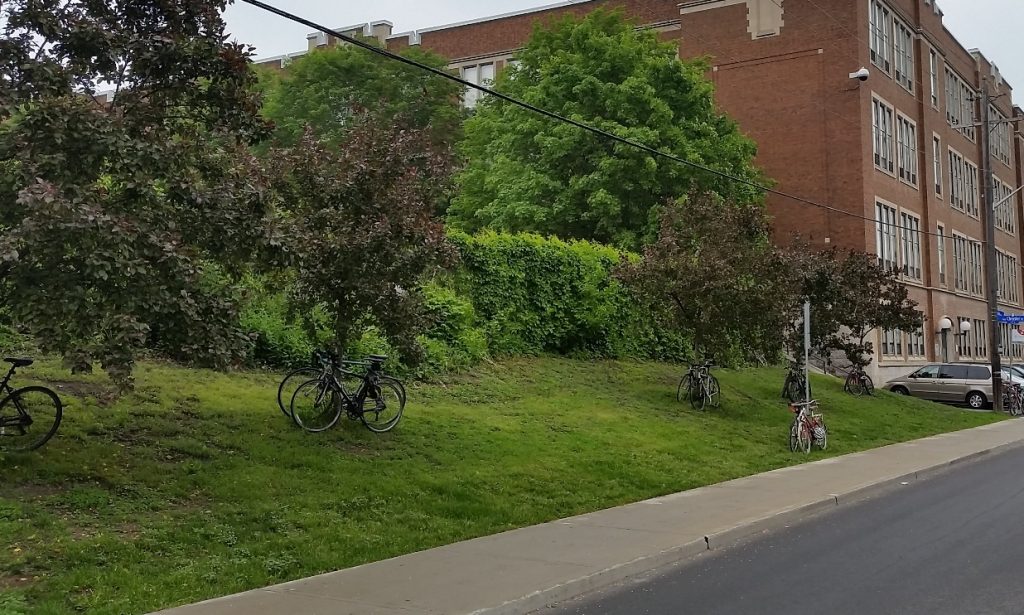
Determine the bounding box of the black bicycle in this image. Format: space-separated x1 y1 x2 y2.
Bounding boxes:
290 354 406 434
677 360 720 411
277 352 333 418
782 361 811 403
0 358 63 452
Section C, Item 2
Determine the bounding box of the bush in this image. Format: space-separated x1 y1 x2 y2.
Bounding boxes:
449 231 689 361
416 283 490 378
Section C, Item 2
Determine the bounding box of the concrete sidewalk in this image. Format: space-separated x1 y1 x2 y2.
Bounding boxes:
155 419 1024 615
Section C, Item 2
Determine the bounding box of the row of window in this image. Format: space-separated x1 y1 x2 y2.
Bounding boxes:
882 322 1024 362
991 106 1013 167
875 203 1023 303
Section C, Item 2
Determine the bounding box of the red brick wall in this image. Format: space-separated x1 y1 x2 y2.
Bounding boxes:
405 0 680 60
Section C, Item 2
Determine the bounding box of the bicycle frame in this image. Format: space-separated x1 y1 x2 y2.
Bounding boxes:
0 366 29 430
313 359 383 418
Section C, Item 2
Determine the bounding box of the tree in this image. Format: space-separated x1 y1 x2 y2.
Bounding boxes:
616 193 795 363
0 0 274 385
449 9 765 250
784 247 924 369
267 115 456 360
261 43 464 148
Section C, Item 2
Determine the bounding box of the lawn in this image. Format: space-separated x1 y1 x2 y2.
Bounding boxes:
0 357 1004 614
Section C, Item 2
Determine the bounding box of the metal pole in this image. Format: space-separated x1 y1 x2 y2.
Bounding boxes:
981 81 1004 412
804 301 811 403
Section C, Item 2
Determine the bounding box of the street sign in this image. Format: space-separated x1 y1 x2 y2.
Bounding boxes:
1014 325 1024 345
997 311 1024 325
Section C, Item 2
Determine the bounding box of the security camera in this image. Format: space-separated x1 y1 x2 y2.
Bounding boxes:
849 67 870 82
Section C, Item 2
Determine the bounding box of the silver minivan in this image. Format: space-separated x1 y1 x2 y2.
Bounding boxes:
884 363 994 409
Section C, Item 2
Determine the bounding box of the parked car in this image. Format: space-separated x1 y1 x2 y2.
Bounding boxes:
883 363 1019 409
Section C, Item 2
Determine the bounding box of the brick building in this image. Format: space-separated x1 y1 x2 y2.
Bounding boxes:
255 0 1024 384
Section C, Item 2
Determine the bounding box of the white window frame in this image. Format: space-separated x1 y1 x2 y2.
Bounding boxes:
952 232 969 293
991 105 1012 167
893 17 914 92
908 325 926 359
965 160 979 217
896 114 918 186
876 201 899 271
900 211 922 281
869 0 893 75
968 238 984 296
945 66 976 142
873 96 896 175
932 135 942 198
948 148 965 211
936 223 947 285
881 329 903 359
929 49 939 109
460 62 496 109
995 179 1017 236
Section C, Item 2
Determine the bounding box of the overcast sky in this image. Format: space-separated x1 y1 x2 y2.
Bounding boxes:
225 0 1024 92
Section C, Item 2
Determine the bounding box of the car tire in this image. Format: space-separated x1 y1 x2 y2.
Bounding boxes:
966 392 987 410
891 386 910 396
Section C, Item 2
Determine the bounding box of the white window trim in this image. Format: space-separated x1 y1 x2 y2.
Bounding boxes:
899 208 923 282
936 223 947 286
896 112 918 188
872 94 897 177
932 133 943 199
893 16 915 93
875 198 900 272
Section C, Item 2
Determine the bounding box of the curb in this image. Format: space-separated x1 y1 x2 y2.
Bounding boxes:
486 433 1024 615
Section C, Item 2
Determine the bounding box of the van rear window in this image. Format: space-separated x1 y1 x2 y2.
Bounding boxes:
966 366 991 380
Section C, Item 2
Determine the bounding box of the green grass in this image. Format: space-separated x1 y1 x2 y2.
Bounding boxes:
0 357 1003 614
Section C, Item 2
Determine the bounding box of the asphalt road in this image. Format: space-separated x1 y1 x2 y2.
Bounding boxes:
549 446 1024 615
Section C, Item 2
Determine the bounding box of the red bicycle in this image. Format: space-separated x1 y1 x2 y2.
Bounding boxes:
789 400 827 454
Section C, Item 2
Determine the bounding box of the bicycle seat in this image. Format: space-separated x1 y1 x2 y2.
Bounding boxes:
367 355 388 363
5 358 33 368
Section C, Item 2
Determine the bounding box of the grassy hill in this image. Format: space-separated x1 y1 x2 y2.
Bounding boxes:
0 357 1003 614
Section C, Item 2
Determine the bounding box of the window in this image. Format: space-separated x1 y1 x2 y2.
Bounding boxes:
958 318 972 358
966 365 990 380
873 98 895 174
936 224 947 285
876 202 899 271
974 319 987 358
991 106 1012 166
995 180 1017 235
952 234 969 292
882 329 902 358
933 136 942 196
897 115 917 185
929 49 939 108
945 67 976 141
965 160 979 217
893 18 914 91
461 62 495 109
909 325 926 358
869 1 892 74
969 239 984 296
948 149 964 211
900 212 922 280
997 251 1020 304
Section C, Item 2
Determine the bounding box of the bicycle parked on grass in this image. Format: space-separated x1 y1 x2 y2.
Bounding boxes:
843 365 874 397
290 353 406 434
789 399 827 454
0 358 63 452
782 361 811 403
677 360 720 411
1003 382 1024 417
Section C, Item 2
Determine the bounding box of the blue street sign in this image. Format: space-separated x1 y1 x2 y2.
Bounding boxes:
997 311 1024 325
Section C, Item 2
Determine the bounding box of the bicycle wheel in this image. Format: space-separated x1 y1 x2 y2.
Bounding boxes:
817 420 828 451
278 367 322 418
845 373 864 397
677 375 692 403
786 378 804 403
290 379 342 433
707 375 721 408
690 380 707 411
797 421 812 454
789 421 800 452
862 375 874 396
0 386 63 452
360 377 406 433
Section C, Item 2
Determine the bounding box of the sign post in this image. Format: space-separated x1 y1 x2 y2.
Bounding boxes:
997 313 1024 406
804 301 811 403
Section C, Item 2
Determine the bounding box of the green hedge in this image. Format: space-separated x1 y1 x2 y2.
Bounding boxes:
449 231 689 361
239 231 690 373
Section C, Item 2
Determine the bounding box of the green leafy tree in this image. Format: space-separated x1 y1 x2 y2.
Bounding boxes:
449 9 765 250
616 193 795 363
267 115 456 361
262 44 464 147
784 246 924 369
0 0 274 385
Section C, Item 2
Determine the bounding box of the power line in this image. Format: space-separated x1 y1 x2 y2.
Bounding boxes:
239 0 956 241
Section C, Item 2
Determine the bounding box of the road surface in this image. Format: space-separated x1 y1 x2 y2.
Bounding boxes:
550 446 1024 615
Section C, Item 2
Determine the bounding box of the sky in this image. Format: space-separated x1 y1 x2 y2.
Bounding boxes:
224 0 1024 91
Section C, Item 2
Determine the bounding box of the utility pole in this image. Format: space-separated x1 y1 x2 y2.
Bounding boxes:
981 79 1003 412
